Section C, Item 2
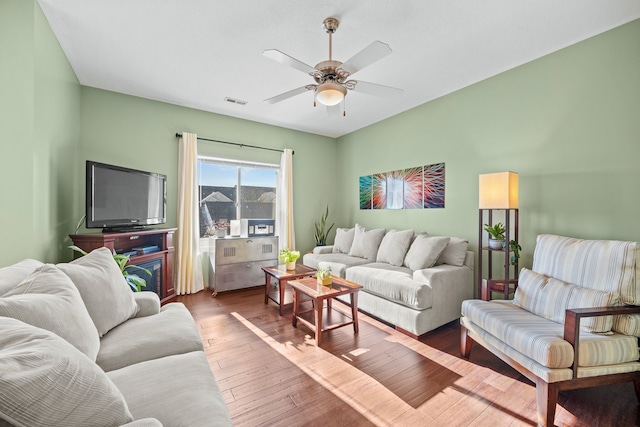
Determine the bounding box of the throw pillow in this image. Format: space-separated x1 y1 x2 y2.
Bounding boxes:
0 264 100 361
436 237 469 267
57 247 139 337
0 317 134 427
0 259 44 295
332 227 355 254
348 224 386 261
513 268 620 333
403 235 451 271
376 229 414 267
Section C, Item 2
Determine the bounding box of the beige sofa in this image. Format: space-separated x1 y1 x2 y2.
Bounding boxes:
0 247 231 427
461 234 640 426
303 224 474 338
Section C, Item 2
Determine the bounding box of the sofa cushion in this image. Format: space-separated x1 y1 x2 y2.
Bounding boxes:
404 235 450 271
303 252 370 275
532 234 638 303
514 268 620 333
346 263 433 310
348 224 386 261
0 264 100 361
0 259 43 295
376 229 414 267
0 317 133 427
436 237 469 267
97 303 204 372
531 234 640 337
58 247 139 337
333 227 355 254
108 351 232 426
462 300 639 369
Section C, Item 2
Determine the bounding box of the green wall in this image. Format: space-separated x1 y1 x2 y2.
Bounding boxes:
336 19 640 268
0 0 81 264
2 4 638 273
79 88 337 254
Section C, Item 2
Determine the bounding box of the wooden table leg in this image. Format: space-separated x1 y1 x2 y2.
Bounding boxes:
315 297 323 346
351 292 359 334
264 272 270 304
278 279 286 316
292 288 299 327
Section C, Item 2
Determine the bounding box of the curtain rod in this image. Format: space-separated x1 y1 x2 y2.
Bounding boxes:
175 133 293 155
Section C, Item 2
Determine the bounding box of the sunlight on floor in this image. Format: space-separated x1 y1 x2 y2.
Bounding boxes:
230 311 433 425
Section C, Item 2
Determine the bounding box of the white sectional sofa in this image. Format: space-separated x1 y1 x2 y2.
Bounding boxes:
0 247 231 427
302 224 474 337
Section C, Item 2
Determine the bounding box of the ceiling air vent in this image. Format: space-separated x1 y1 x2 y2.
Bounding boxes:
224 97 247 106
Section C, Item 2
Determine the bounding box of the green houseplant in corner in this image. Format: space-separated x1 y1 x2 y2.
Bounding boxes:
69 245 150 292
483 222 506 250
314 205 335 246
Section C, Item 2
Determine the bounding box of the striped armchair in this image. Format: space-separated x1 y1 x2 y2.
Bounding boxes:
460 234 640 427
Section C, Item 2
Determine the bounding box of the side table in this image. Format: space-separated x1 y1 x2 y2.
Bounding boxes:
288 276 362 346
262 264 316 316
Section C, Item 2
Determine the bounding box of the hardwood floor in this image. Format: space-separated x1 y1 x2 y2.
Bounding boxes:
176 288 640 427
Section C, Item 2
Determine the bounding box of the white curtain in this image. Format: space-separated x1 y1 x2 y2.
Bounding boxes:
175 132 204 294
276 148 295 251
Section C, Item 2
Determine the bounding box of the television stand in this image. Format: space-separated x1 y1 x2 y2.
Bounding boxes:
69 228 177 304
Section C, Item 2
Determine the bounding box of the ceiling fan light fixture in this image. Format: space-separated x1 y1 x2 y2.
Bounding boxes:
316 82 347 106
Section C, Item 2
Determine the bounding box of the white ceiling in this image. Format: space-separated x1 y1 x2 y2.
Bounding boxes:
37 1 640 138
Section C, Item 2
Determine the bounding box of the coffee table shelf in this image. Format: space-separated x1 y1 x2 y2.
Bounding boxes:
295 305 354 333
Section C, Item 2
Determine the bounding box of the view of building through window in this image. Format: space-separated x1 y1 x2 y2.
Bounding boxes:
198 158 278 238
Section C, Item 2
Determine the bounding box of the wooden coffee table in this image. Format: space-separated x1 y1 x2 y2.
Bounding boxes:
262 264 316 316
288 276 362 346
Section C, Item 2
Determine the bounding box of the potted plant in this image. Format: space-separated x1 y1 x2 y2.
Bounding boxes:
483 222 506 250
279 248 300 270
509 239 522 266
314 205 335 246
315 267 332 286
69 245 150 291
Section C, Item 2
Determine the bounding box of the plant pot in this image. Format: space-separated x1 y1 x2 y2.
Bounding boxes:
317 277 332 286
286 261 296 270
489 239 505 250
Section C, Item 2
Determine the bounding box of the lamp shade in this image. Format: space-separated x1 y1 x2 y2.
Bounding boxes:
479 172 518 209
316 82 346 106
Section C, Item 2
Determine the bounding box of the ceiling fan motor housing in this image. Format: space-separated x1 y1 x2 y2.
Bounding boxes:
313 60 344 84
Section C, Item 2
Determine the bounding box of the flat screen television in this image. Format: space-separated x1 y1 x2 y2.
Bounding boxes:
86 161 167 232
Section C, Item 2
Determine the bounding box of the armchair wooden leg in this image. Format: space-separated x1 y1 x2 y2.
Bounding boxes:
460 325 473 358
536 380 558 427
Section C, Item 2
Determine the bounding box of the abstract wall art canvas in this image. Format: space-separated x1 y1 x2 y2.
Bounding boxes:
359 175 372 209
359 163 445 210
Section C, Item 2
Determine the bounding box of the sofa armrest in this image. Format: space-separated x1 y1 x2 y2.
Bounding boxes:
313 245 334 254
564 305 640 378
133 292 161 318
120 418 163 427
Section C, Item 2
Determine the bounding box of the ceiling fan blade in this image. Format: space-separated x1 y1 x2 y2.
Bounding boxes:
339 41 392 77
264 85 315 104
263 49 317 76
350 80 403 98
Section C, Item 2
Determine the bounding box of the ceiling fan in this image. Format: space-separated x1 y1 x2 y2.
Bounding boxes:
263 17 403 116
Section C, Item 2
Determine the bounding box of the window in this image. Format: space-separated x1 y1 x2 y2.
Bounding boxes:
198 157 278 238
